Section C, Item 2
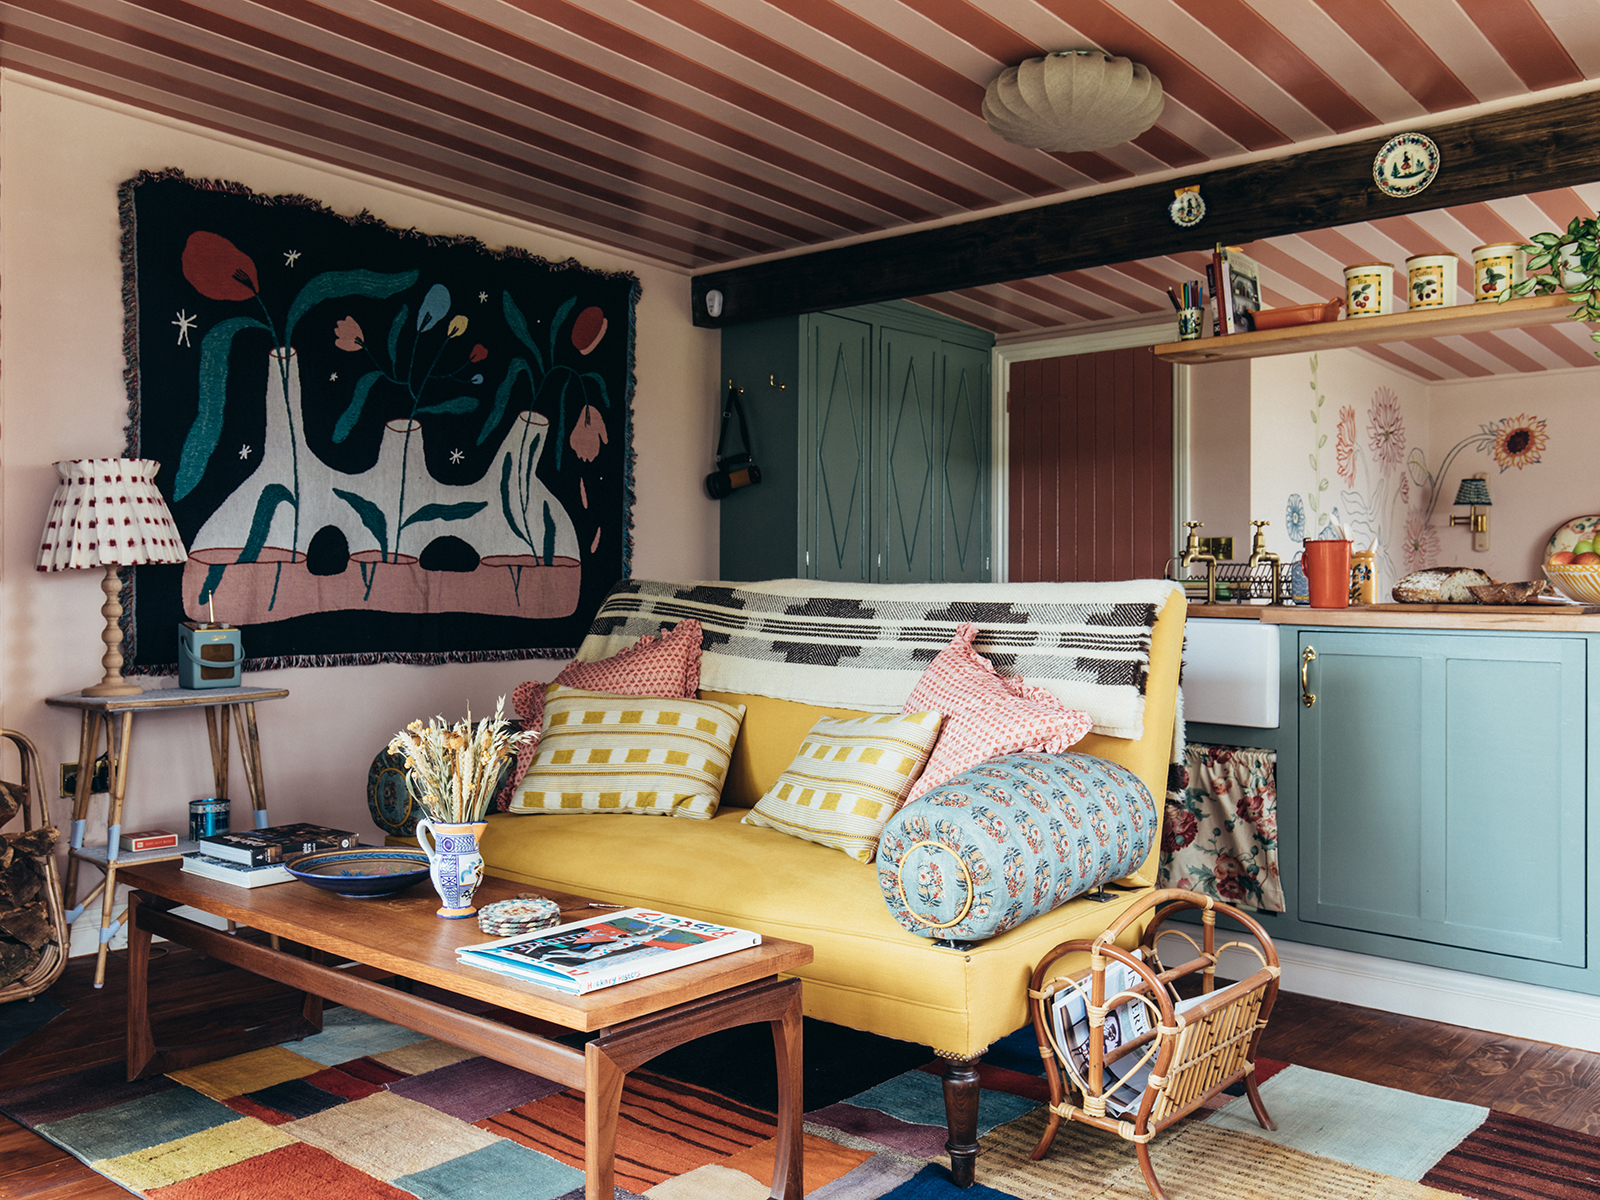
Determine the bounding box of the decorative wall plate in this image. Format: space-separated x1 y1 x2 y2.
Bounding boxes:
1373 133 1440 198
1169 186 1205 228
367 747 417 837
1545 513 1600 558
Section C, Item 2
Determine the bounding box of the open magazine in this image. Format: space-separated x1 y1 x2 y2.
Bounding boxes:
1049 949 1204 1116
456 908 760 995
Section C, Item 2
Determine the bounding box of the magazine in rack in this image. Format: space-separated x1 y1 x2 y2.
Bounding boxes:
1049 949 1204 1116
457 908 760 995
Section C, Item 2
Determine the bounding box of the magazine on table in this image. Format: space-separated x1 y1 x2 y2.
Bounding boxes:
1049 949 1204 1116
457 908 761 995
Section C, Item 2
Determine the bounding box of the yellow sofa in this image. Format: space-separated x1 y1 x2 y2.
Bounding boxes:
475 584 1185 1187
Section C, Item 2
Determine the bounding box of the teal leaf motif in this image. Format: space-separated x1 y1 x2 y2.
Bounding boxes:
387 306 408 364
237 484 296 564
285 269 417 346
499 454 528 546
400 500 487 531
580 371 611 408
549 296 577 362
479 358 535 445
175 315 270 500
334 487 389 556
332 371 384 443
502 292 544 373
416 396 478 416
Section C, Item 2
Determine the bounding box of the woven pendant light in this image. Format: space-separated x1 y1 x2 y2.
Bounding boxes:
983 50 1164 153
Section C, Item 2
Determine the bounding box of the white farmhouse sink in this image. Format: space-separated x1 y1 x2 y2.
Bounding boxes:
1184 618 1281 728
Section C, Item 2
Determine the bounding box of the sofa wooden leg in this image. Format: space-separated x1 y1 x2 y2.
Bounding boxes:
941 1054 982 1187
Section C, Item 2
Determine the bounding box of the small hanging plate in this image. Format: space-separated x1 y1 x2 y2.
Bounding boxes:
1373 133 1440 198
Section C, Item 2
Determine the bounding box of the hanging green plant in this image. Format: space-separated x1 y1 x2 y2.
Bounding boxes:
1500 215 1600 350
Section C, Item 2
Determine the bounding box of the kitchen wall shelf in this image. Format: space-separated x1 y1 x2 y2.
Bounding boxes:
1153 292 1578 364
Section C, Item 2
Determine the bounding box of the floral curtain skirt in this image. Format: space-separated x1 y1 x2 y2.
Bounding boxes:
1158 742 1283 912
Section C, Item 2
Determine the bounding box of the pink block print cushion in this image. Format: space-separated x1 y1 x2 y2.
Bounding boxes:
495 619 705 811
900 623 1093 803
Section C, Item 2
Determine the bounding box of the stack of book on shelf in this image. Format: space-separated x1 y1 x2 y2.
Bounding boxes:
180 823 359 888
1206 245 1262 336
457 908 760 994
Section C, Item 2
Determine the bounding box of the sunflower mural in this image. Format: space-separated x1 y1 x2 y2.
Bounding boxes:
118 170 638 671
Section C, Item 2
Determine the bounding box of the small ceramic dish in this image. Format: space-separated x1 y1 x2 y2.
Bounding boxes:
1544 514 1600 559
1249 298 1343 330
285 847 431 898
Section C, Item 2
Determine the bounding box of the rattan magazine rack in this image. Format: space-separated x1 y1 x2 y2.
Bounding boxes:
1027 889 1281 1200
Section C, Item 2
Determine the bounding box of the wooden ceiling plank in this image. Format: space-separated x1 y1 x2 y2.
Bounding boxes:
1308 0 1478 112
1456 0 1585 92
362 0 947 226
1522 322 1600 370
1360 342 1447 382
1176 0 1376 134
693 89 1600 325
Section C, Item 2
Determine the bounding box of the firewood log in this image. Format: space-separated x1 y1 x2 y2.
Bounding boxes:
0 858 42 908
0 899 53 950
0 939 41 988
0 780 20 827
3 826 58 858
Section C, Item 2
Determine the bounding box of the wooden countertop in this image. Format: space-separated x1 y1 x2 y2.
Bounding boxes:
1186 602 1600 632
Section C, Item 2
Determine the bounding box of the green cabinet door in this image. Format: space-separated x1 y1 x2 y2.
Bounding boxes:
941 341 990 582
805 313 873 582
878 325 940 582
1298 630 1586 966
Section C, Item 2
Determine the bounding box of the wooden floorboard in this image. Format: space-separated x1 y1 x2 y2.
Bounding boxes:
4 944 1600 1190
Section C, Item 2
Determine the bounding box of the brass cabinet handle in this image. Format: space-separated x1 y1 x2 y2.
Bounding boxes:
1300 646 1317 707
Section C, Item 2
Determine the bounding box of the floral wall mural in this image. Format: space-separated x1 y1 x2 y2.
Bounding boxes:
119 169 638 671
1264 354 1550 596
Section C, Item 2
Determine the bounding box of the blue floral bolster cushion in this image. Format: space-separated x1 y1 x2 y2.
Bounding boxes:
876 751 1157 942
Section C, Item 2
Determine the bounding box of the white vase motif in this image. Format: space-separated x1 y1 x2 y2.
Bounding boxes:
415 818 487 918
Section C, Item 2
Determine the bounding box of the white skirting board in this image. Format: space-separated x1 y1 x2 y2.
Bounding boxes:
67 889 227 958
1207 935 1600 1054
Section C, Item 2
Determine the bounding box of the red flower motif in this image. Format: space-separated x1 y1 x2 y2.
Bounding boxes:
569 405 608 463
182 231 259 301
469 344 488 363
1162 808 1198 853
334 316 364 351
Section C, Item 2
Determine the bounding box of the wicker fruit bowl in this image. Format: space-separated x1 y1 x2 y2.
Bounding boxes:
1543 563 1600 604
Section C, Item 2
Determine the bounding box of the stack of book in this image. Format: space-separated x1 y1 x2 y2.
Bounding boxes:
180 823 358 888
1206 245 1262 336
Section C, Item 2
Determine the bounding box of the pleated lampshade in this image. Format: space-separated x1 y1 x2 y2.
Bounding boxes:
983 50 1165 153
37 458 186 572
37 458 186 697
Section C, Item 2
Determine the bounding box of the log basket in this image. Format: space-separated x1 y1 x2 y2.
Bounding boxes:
1027 888 1282 1200
0 730 69 1004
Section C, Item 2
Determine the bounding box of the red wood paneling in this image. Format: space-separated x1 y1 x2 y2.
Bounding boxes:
1008 348 1173 582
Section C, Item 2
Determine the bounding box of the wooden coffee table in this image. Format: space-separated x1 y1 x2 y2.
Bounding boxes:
117 862 813 1200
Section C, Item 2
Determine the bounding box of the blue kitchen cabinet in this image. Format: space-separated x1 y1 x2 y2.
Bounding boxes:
1296 628 1587 968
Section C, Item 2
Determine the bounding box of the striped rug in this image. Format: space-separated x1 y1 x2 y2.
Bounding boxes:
3 1004 1597 1199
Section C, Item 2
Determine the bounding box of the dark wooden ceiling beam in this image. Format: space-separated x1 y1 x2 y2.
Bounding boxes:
691 89 1600 327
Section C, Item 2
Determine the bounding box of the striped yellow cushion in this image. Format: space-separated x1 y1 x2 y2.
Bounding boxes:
509 689 746 819
741 711 942 862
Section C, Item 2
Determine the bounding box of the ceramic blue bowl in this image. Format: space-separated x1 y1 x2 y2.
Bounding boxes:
286 847 431 898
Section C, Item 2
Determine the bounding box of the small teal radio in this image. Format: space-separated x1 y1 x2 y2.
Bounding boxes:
178 622 243 689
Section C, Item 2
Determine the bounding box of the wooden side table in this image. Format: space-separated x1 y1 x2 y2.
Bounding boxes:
46 685 289 988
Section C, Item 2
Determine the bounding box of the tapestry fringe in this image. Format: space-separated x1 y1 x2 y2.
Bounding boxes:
124 645 578 676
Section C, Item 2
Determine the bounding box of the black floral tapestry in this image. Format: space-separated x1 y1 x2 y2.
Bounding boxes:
119 169 637 671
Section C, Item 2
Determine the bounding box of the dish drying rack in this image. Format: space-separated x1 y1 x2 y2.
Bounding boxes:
1166 520 1290 604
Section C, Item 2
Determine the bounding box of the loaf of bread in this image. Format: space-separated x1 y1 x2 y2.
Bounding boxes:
1392 567 1494 603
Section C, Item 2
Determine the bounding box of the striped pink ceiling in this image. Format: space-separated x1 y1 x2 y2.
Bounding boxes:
7 0 1600 376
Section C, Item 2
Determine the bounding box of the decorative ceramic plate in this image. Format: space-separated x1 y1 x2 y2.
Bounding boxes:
367 747 418 837
1544 513 1600 558
286 847 431 898
1373 133 1440 198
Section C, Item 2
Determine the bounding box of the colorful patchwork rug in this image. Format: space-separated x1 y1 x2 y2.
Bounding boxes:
2 1004 1596 1199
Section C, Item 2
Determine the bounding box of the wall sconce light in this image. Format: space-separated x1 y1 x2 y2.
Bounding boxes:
1447 473 1491 552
